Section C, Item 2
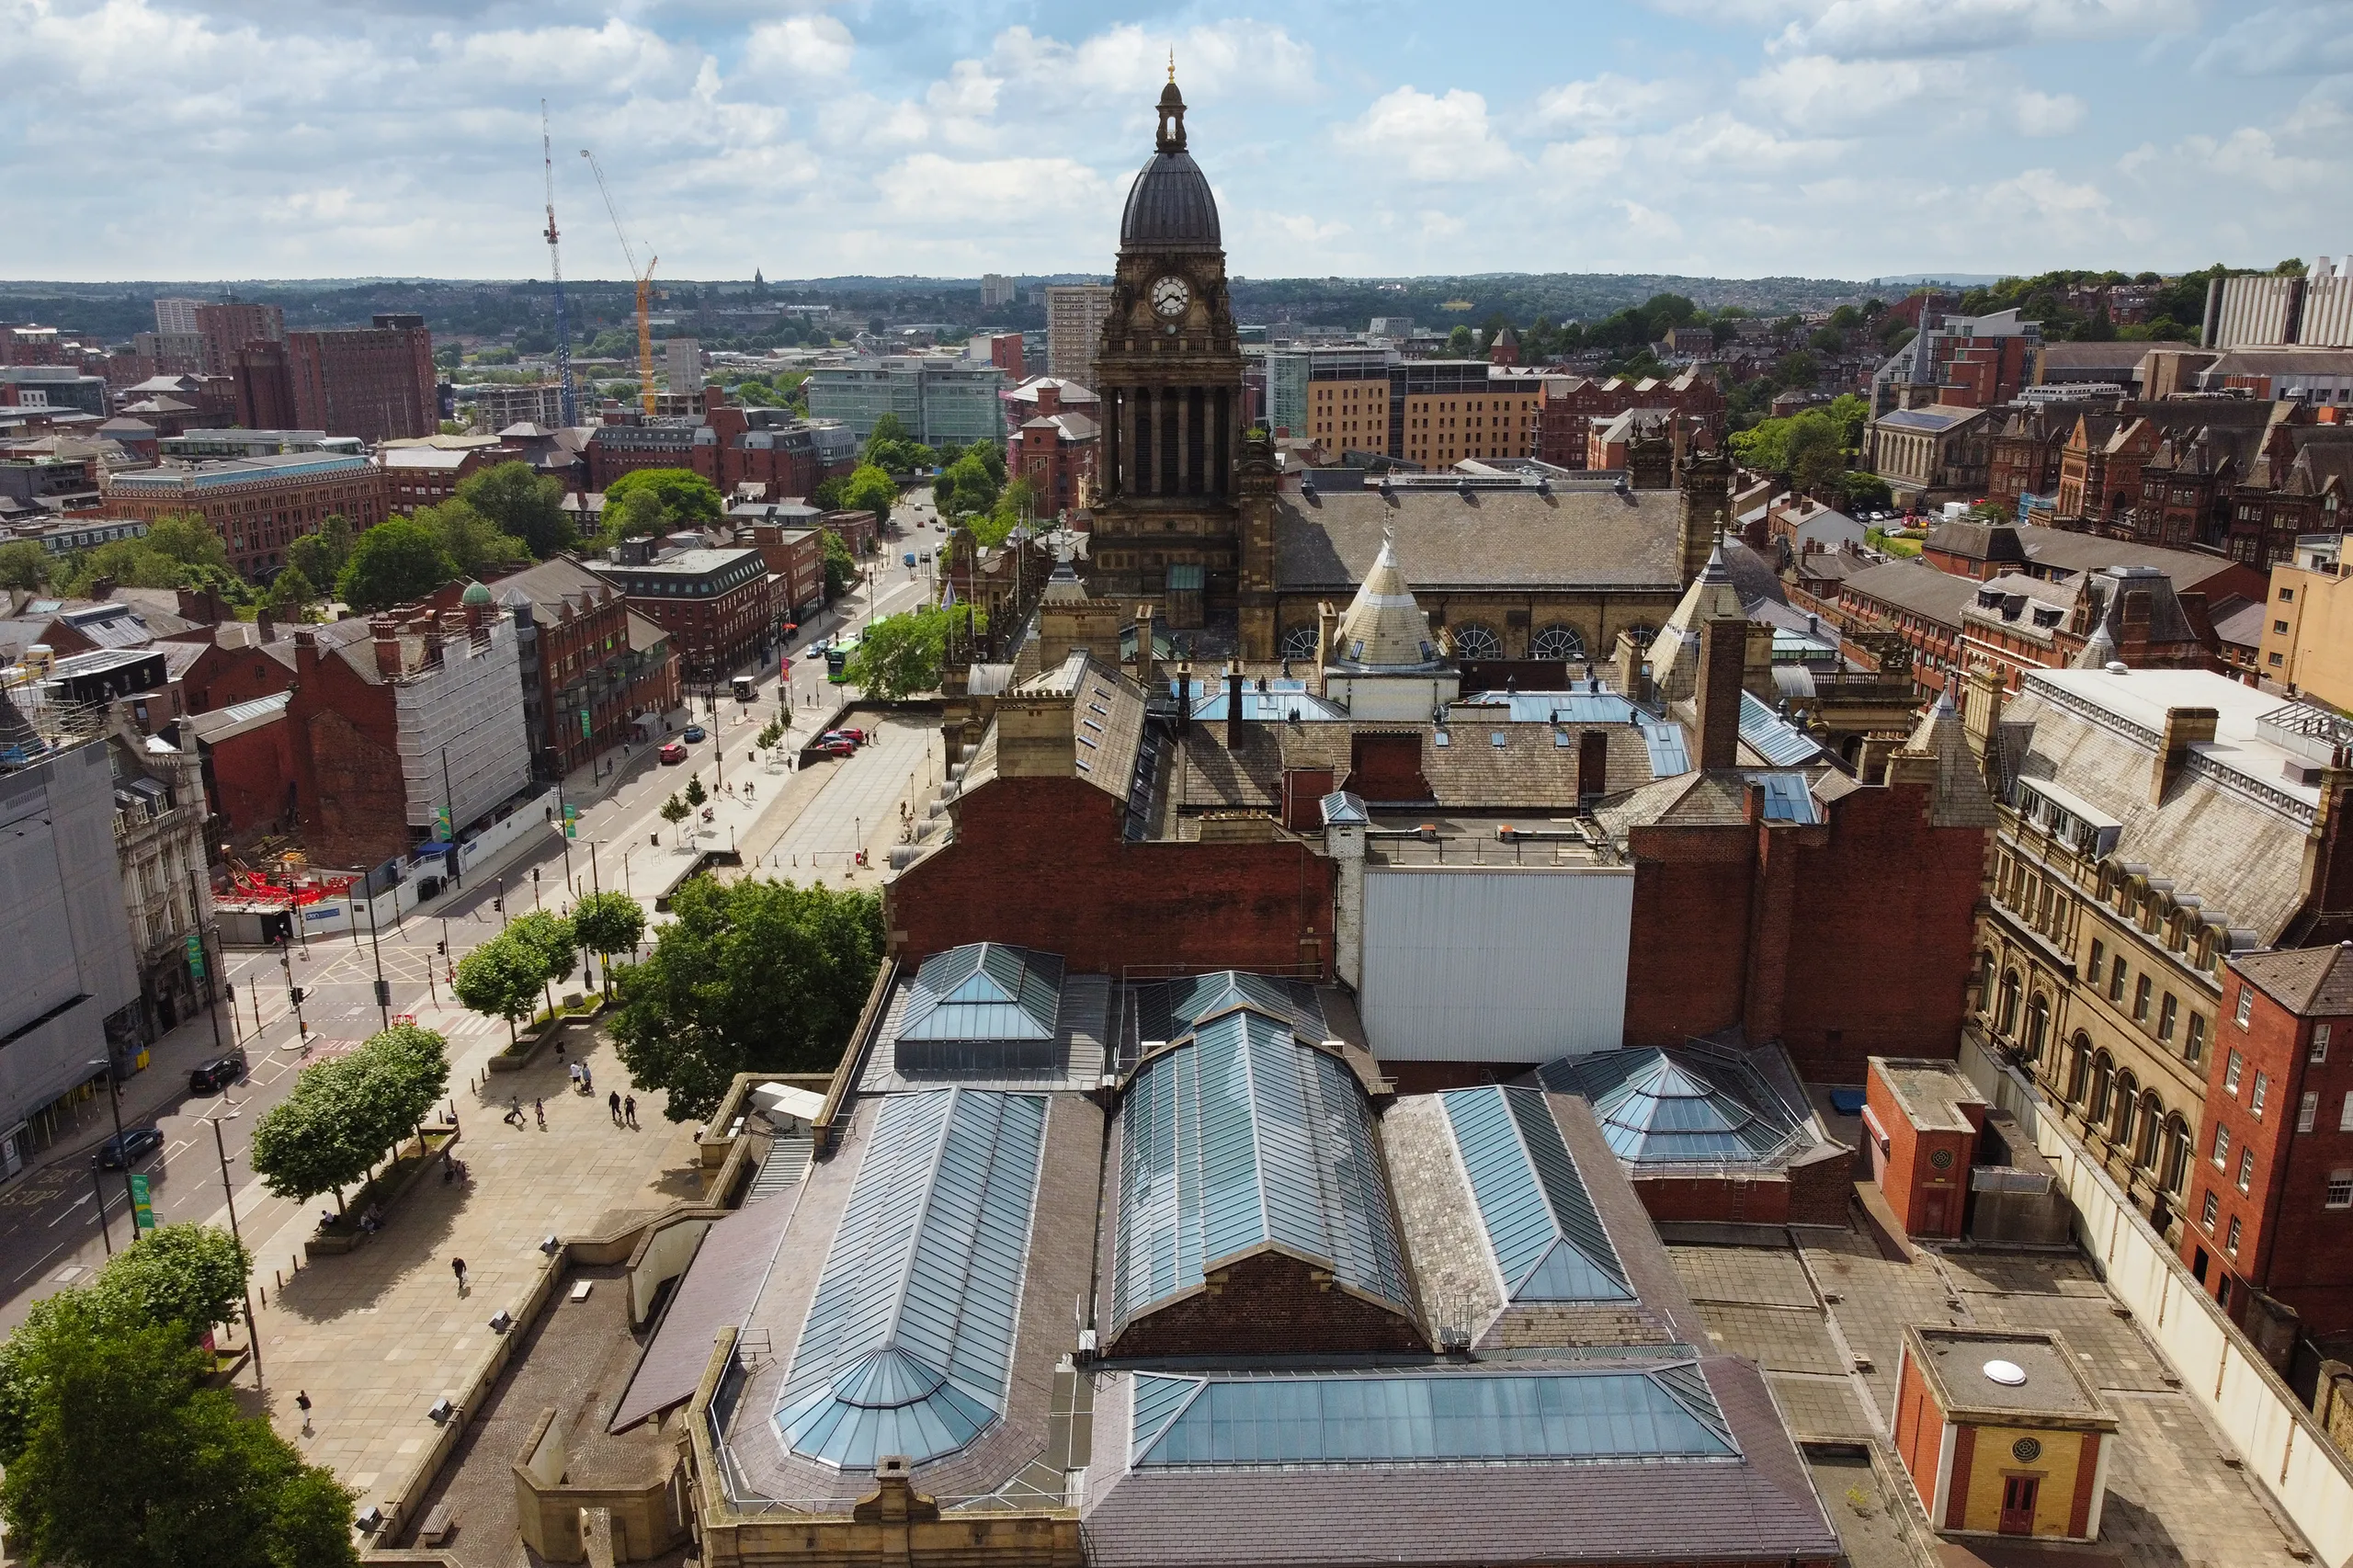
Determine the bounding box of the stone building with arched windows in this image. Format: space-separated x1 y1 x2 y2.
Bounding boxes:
1963 661 2353 1249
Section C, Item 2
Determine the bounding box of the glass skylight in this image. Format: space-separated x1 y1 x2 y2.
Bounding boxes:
1441 1085 1631 1301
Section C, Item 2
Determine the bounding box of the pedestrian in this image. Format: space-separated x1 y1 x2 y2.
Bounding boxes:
608 1089 622 1125
534 1097 546 1131
624 1095 638 1128
582 1063 593 1093
295 1390 313 1432
504 1096 524 1128
451 1257 467 1292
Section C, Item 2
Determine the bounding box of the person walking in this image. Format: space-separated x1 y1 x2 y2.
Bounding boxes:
608 1089 622 1125
581 1062 593 1094
295 1390 313 1434
623 1095 638 1129
533 1097 545 1131
451 1257 468 1292
504 1096 524 1128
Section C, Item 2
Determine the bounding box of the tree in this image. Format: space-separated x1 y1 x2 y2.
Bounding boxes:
660 793 690 831
820 529 856 599
359 1023 451 1153
453 933 548 1048
863 413 913 461
504 909 579 1015
683 775 708 808
336 518 453 612
144 514 232 573
610 876 884 1120
0 1313 358 1568
934 449 1000 517
246 1061 377 1212
414 499 527 581
605 486 669 544
841 463 898 519
259 563 316 624
971 477 1038 547
1446 324 1475 356
841 604 967 699
459 461 574 559
0 540 51 590
603 467 723 528
572 891 647 994
92 1225 251 1342
284 515 352 596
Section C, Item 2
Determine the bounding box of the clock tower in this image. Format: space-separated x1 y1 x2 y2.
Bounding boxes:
1084 73 1252 631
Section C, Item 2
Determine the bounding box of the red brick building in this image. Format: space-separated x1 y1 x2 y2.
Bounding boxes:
193 301 283 378
746 523 826 621
1861 1057 1986 1239
285 314 438 445
585 392 860 497
1535 370 1725 469
376 442 501 515
2182 945 2353 1340
99 452 390 576
1005 380 1099 522
592 545 773 683
232 341 300 430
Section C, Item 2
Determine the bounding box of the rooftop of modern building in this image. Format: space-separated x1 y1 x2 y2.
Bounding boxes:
103 450 373 487
1869 1055 1986 1133
594 546 767 577
1874 403 1989 433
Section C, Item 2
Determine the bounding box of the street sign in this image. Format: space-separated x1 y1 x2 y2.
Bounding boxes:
563 804 577 840
580 708 592 739
184 932 205 981
129 1174 154 1235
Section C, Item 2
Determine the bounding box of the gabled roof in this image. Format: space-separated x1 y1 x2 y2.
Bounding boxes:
898 942 1063 1044
2236 944 2353 1017
1331 532 1446 670
1440 1085 1631 1301
1541 1046 1808 1166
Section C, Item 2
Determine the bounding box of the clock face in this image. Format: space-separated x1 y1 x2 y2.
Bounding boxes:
1151 276 1190 317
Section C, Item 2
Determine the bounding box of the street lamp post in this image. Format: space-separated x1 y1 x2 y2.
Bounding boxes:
90 1057 135 1238
365 888 391 1032
188 868 225 1058
207 1111 263 1392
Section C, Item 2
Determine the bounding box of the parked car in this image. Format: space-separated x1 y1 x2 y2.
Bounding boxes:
188 1052 246 1094
834 727 869 745
819 729 863 748
97 1125 163 1169
816 736 858 757
659 740 688 765
682 724 708 744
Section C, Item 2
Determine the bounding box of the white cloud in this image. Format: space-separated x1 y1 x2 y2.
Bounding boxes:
873 153 1112 224
1740 54 1953 131
741 14 855 80
2177 126 2331 193
1336 86 1518 181
2197 4 2353 75
2015 88 2087 135
1532 73 1685 131
986 20 1314 107
1776 0 2200 60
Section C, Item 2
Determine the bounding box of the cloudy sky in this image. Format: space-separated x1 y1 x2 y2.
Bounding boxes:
6 0 2347 283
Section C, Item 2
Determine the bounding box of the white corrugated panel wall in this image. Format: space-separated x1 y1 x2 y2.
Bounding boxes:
1358 867 1633 1062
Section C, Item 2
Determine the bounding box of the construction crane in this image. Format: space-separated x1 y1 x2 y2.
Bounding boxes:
540 102 578 427
580 147 658 416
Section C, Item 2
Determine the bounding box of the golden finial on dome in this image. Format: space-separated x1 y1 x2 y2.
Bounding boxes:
1167 49 1176 84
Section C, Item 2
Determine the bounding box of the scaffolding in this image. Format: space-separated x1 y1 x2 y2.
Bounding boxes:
392 617 534 838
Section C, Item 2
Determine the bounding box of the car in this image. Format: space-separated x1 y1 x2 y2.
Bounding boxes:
188 1052 246 1094
682 724 708 744
659 740 688 765
834 727 868 744
97 1126 163 1169
816 736 858 756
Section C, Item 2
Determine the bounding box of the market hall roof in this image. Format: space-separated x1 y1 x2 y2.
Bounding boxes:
1275 482 1681 596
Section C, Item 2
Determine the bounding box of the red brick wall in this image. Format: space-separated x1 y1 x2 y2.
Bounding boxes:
179 642 293 715
1622 824 1754 1047
1630 1173 1792 1226
1778 784 1989 1082
1945 1425 1977 1529
1893 1346 1944 1514
891 777 1335 980
286 637 406 869
1790 1148 1859 1226
204 719 296 837
1102 1246 1425 1358
1869 1062 1979 1240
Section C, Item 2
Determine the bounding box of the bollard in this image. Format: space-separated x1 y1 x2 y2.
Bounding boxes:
276 1270 282 1291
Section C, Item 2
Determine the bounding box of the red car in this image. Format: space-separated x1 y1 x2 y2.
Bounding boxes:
658 740 687 764
816 736 858 757
834 727 869 745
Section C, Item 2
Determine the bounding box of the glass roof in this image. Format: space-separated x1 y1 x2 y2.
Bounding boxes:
774 1087 1049 1470
1640 721 1690 778
1129 1368 1736 1469
1131 970 1310 1043
1541 1049 1804 1166
1111 1008 1411 1336
898 942 1063 1043
1739 692 1825 767
1440 1086 1631 1301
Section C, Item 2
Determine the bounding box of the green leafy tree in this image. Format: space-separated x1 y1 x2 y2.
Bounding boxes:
572 891 647 994
841 604 980 699
0 1314 358 1568
863 413 913 460
603 467 723 528
360 1023 451 1153
610 876 884 1120
603 486 669 545
415 499 527 581
0 540 51 590
813 475 849 510
504 909 579 1015
1446 324 1475 356
335 517 454 612
660 793 690 832
1771 350 1819 390
144 514 232 572
934 449 1001 517
259 562 316 624
284 515 352 596
971 477 1038 547
841 463 898 518
821 529 856 598
453 933 548 1048
247 1061 378 1212
684 775 708 808
457 461 574 559
92 1225 251 1341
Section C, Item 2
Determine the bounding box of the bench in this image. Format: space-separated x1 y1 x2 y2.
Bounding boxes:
417 1504 456 1547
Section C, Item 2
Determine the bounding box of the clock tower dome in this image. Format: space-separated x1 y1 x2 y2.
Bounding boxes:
1085 72 1263 632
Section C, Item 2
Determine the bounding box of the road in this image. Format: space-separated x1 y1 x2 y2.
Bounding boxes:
0 494 947 1335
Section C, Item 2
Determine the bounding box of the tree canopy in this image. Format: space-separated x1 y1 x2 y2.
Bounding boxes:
841 603 975 699
841 464 899 519
335 517 453 612
933 442 1005 517
1729 393 1873 500
414 499 528 582
453 932 552 1046
820 529 856 599
246 1025 449 1206
0 540 51 590
610 875 884 1119
284 515 352 598
457 461 574 559
603 467 723 528
572 892 646 993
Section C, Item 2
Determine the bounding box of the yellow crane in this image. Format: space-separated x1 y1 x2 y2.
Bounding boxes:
580 147 658 416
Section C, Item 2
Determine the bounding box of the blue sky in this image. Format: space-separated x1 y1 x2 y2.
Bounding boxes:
6 0 2347 282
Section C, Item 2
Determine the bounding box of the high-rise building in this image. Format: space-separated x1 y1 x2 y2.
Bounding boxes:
193 301 284 377
152 298 202 337
981 272 1017 309
1044 283 1115 387
287 313 437 444
663 336 703 395
804 357 1010 447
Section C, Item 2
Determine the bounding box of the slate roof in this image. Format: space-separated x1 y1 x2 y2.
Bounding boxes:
2012 525 2246 594
2235 944 2353 1017
1276 487 1680 594
1839 558 1982 630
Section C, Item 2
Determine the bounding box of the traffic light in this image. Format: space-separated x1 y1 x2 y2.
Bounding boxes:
290 987 305 1006
492 897 503 913
374 979 392 1007
436 940 447 956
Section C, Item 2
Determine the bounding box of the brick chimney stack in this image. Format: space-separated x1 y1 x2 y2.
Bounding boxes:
1226 659 1245 749
1695 617 1746 771
1037 382 1061 417
1135 604 1158 695
2151 705 2218 805
371 615 402 678
2120 589 2154 666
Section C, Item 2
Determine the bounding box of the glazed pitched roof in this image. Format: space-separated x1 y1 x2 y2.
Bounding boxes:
1330 533 1445 669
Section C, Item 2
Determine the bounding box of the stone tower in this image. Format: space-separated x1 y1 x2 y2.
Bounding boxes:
1676 442 1733 589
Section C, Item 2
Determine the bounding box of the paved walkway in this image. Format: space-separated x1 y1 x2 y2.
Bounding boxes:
226 1020 693 1526
733 716 939 892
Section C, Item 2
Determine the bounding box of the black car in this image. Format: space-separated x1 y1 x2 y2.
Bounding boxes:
188 1052 246 1094
97 1126 163 1169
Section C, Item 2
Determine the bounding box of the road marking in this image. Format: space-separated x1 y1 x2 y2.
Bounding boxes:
12 1241 71 1284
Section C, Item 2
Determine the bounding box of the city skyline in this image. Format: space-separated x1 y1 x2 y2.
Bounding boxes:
5 1 2346 284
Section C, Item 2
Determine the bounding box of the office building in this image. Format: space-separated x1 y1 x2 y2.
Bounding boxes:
593 546 773 682
804 357 1008 448
664 337 703 396
280 313 438 444
1045 283 1115 387
100 451 389 575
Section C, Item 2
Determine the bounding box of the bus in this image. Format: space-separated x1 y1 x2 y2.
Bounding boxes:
824 633 859 682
